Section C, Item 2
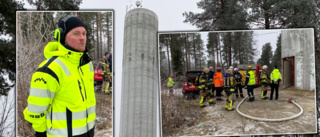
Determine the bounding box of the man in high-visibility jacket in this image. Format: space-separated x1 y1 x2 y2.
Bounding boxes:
23 15 96 137
167 74 175 95
260 65 270 99
245 65 256 102
214 67 224 101
223 68 236 111
270 65 282 100
198 68 215 107
102 51 112 94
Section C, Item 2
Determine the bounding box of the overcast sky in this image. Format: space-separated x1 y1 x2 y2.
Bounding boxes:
21 0 281 136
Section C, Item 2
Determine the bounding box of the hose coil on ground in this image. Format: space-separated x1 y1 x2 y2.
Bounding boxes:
236 96 303 122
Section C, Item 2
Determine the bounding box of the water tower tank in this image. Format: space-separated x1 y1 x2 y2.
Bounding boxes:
120 8 159 137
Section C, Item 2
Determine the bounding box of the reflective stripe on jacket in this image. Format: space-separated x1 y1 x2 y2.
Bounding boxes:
260 70 268 83
234 72 242 84
198 72 208 89
213 72 224 87
224 75 235 91
246 70 256 86
23 42 96 137
271 69 282 82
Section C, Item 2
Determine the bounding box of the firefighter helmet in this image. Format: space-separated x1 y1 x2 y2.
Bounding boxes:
263 65 268 70
204 67 209 73
247 65 252 69
234 68 238 71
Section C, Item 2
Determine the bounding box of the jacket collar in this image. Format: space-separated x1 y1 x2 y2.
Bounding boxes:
44 42 91 66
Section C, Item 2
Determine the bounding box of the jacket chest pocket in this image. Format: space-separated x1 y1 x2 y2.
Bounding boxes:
62 78 86 104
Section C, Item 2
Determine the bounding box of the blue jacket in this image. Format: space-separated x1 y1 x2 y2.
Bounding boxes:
208 71 214 81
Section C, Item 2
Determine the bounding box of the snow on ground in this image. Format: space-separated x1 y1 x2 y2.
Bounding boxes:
164 87 316 136
0 87 15 137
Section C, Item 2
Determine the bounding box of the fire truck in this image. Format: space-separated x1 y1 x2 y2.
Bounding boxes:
236 64 267 86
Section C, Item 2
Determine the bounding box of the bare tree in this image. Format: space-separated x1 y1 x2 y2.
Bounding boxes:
99 12 103 56
193 34 197 70
166 36 171 74
96 13 100 59
169 34 174 74
0 90 15 137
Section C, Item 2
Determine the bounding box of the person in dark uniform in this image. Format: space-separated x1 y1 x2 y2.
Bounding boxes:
233 68 244 98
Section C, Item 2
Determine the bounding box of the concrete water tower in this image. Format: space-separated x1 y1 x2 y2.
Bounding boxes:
120 7 159 137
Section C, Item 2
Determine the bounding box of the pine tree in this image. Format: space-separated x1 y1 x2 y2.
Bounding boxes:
257 42 273 72
26 0 82 10
183 0 249 30
0 0 24 96
272 35 282 70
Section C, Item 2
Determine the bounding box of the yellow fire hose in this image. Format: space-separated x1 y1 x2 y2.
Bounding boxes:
236 96 304 121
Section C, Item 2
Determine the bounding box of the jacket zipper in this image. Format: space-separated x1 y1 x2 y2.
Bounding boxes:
78 80 84 102
78 67 90 135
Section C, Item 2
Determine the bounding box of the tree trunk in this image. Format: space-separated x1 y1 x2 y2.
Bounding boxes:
184 34 188 71
166 36 171 74
198 40 201 69
99 12 103 57
193 34 197 70
92 21 95 60
238 33 245 64
219 35 223 69
264 12 270 29
216 34 220 68
187 34 191 70
37 1 41 10
263 0 270 29
96 13 100 59
169 34 174 74
106 12 110 52
212 41 216 70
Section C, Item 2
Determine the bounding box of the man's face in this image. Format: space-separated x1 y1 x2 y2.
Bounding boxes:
65 26 87 52
105 54 110 59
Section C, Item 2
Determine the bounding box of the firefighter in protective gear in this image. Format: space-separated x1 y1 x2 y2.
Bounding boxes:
233 68 244 98
199 68 215 107
102 52 112 94
208 67 215 99
167 74 175 95
260 65 270 99
214 67 224 101
23 15 95 137
270 65 282 100
223 68 236 111
245 65 256 102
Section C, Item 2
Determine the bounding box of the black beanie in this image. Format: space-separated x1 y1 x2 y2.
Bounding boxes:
58 15 86 44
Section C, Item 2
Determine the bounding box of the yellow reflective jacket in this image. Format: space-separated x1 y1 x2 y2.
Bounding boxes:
271 69 282 83
198 72 208 89
223 74 235 91
23 42 96 137
246 70 256 86
260 70 269 83
167 77 174 87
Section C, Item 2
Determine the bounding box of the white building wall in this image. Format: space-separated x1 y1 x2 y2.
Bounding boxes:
281 29 315 91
